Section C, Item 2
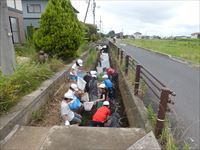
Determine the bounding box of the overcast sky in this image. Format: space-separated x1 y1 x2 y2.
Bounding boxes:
71 0 199 37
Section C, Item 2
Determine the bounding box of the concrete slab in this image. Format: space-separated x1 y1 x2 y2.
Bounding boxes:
127 131 161 150
1 126 51 150
40 126 146 150
1 126 146 150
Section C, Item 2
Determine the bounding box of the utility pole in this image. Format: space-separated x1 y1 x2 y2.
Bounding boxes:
99 16 102 32
0 0 16 75
92 0 96 25
84 0 91 23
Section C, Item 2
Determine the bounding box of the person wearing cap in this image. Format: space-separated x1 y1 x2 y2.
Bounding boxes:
95 83 107 108
67 83 83 113
90 101 111 127
106 67 118 84
83 70 97 93
69 59 83 82
102 74 113 100
88 73 98 102
61 92 82 126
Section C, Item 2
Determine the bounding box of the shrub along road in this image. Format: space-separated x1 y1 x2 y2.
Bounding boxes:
116 41 199 149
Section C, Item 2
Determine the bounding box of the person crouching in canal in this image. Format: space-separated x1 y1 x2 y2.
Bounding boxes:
95 83 108 108
61 92 82 126
102 74 113 100
90 101 110 127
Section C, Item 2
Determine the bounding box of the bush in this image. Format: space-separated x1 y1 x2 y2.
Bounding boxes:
33 0 84 59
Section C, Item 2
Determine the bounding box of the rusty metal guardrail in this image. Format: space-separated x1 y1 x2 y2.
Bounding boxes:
109 40 176 138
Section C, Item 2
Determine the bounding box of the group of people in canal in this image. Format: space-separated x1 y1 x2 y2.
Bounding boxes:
60 57 118 127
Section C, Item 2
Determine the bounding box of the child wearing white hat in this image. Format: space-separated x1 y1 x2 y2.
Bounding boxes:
61 92 82 125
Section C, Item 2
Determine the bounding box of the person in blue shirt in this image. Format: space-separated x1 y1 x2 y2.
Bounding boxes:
102 74 113 100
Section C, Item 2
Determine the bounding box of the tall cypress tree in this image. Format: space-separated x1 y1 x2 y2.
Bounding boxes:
33 0 83 59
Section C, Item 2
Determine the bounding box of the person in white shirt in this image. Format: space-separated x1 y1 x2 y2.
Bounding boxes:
61 92 82 126
69 59 83 82
66 83 83 113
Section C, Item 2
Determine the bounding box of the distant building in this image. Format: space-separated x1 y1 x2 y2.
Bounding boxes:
133 32 142 39
22 0 48 35
191 32 200 39
7 0 26 43
175 36 189 39
141 36 150 39
150 35 161 40
21 0 79 36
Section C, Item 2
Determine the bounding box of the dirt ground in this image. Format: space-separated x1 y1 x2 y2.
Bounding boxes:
29 82 70 126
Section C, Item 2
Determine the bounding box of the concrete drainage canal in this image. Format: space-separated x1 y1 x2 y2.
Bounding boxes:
28 52 129 128
0 43 161 150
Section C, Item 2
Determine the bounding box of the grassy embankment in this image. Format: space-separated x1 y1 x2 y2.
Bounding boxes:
0 43 65 114
124 39 200 64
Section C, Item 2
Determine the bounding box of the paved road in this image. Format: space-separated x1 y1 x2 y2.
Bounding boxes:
116 41 200 149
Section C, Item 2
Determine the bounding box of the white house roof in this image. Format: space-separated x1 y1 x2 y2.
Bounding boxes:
191 32 200 36
134 32 142 35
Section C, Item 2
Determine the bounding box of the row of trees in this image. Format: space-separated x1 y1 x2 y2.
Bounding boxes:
33 0 100 59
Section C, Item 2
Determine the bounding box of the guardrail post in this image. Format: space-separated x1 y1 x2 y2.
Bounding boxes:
120 50 124 64
117 48 120 60
125 55 129 75
155 88 171 138
134 64 141 95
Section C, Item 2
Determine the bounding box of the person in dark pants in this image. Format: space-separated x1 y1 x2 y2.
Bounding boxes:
83 72 92 92
90 101 110 127
88 74 98 102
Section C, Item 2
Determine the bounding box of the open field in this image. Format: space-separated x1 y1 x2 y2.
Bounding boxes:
124 39 200 64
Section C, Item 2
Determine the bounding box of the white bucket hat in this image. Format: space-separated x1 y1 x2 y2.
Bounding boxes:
103 101 110 106
102 74 108 79
98 83 106 89
77 59 83 66
64 92 74 99
90 70 97 75
70 83 79 91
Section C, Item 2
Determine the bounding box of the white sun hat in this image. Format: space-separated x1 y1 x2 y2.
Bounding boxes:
64 92 74 99
103 101 110 106
70 83 79 91
77 59 83 66
98 83 106 88
90 70 97 75
102 74 108 79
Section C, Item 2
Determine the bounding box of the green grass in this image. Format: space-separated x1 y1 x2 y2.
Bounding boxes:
0 43 66 114
84 47 97 70
15 43 37 61
0 63 53 114
77 42 90 56
124 39 200 64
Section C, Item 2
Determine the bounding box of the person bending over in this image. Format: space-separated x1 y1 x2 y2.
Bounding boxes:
90 101 110 127
61 92 82 126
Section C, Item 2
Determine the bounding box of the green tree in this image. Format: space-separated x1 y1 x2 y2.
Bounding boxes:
33 0 83 59
83 23 100 41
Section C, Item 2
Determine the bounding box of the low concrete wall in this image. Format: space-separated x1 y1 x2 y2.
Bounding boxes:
0 52 89 141
109 48 152 131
